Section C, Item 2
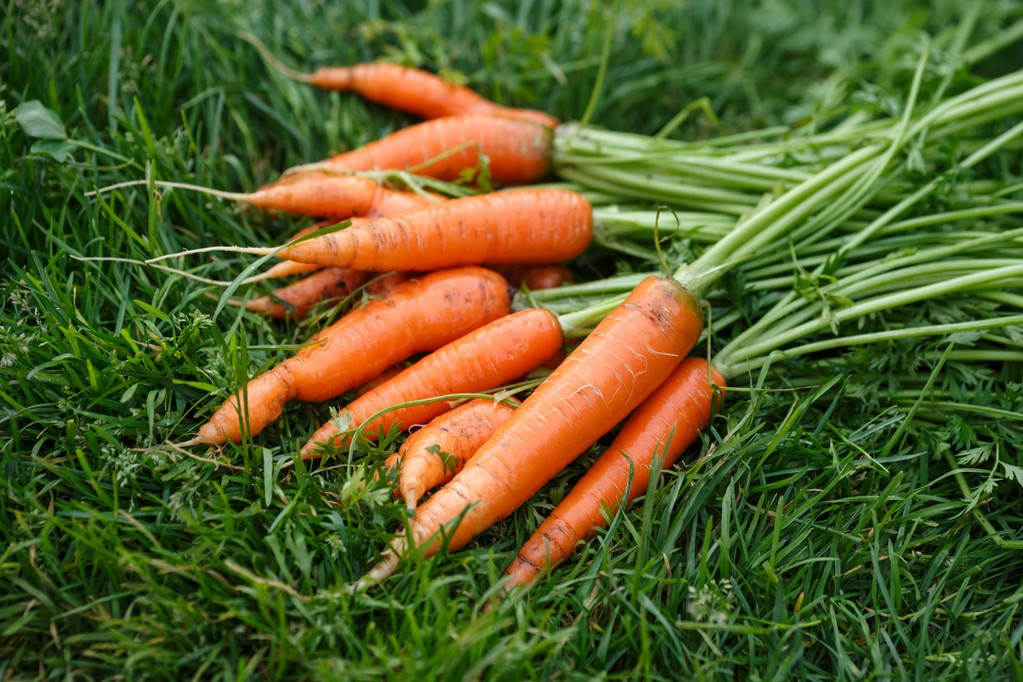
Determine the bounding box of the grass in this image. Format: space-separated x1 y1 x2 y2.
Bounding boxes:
3 0 1023 679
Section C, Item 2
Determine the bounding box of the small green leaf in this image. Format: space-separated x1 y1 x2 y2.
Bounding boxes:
1001 462 1023 487
13 100 67 140
30 139 75 163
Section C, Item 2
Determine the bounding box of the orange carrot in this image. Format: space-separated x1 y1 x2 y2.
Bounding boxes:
250 259 322 283
355 365 407 398
244 201 431 310
161 189 589 274
494 265 574 291
183 267 511 446
237 171 437 218
300 307 564 459
365 271 414 296
302 115 554 185
268 189 592 271
240 35 559 127
303 63 559 127
359 276 704 586
304 271 415 344
501 358 725 590
244 267 366 319
149 191 590 276
246 221 337 282
396 399 518 509
95 173 437 221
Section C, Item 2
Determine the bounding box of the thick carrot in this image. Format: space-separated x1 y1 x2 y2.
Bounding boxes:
244 267 366 319
501 358 725 590
300 307 564 459
183 267 511 446
396 399 518 509
360 276 704 586
240 34 558 127
299 115 554 185
158 189 590 274
270 189 592 271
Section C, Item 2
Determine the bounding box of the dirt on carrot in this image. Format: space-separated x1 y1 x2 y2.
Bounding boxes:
397 398 518 509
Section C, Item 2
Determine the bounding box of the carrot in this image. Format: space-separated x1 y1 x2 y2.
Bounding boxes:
305 271 415 344
240 34 559 127
365 270 414 296
300 307 564 459
306 64 557 127
183 267 511 446
494 265 574 291
293 115 554 185
355 365 407 398
153 189 590 274
268 189 592 271
243 267 366 319
245 196 433 300
230 171 437 218
396 399 518 509
248 259 323 283
242 221 338 283
359 276 704 586
89 173 436 221
500 358 725 590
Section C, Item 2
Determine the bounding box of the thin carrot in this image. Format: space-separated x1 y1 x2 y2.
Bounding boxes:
306 64 557 128
500 358 725 590
494 265 574 291
305 271 414 344
248 259 322 283
182 267 510 446
240 34 558 127
292 115 554 185
396 399 518 509
300 307 564 459
243 221 337 282
359 276 704 586
365 271 414 296
243 266 366 319
356 365 407 398
89 173 436 220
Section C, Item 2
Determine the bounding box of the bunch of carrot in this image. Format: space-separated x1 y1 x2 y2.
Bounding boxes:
94 29 1023 601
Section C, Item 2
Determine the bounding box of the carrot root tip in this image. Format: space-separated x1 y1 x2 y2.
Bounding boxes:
356 552 399 590
400 483 419 510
